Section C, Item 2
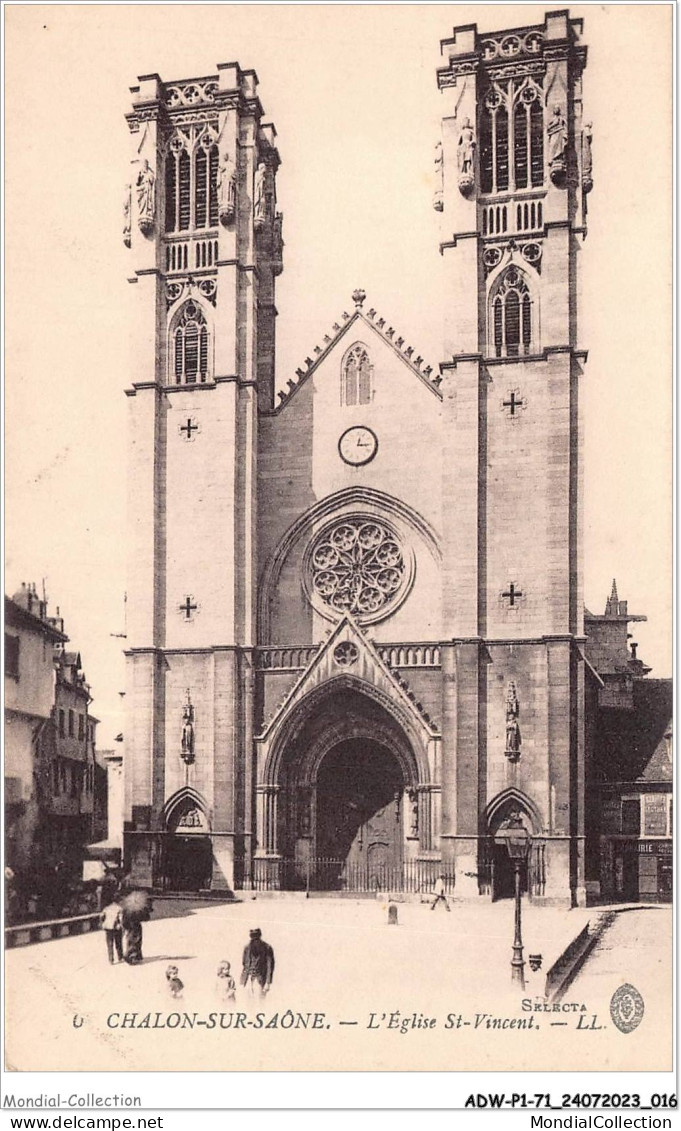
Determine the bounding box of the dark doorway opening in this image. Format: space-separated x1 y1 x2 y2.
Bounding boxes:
315 739 404 889
492 841 528 901
164 835 213 892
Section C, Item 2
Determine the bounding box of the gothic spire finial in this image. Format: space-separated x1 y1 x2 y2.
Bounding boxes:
352 288 366 310
605 578 620 617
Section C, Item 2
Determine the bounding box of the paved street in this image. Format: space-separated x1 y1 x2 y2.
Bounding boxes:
5 898 672 1073
569 906 672 1034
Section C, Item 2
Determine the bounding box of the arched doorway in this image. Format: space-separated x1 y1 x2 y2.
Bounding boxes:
162 793 213 892
316 738 404 890
486 793 540 901
260 681 431 891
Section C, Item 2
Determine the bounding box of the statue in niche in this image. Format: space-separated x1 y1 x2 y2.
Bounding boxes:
253 161 269 228
273 213 284 275
433 141 444 211
136 159 156 233
457 118 476 175
547 104 568 184
505 681 522 762
123 184 131 247
457 117 476 197
218 152 237 225
581 121 593 193
181 690 195 765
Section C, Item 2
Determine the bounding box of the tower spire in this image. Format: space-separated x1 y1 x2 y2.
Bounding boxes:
606 579 620 616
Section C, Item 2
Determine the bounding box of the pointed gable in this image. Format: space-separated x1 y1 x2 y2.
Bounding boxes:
271 293 441 412
257 613 439 745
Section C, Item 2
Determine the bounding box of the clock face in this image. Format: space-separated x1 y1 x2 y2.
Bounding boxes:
338 425 378 467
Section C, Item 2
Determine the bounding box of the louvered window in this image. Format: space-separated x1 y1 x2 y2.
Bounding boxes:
489 266 534 358
195 147 208 228
209 147 219 227
171 301 210 385
165 156 176 232
481 80 544 196
164 131 219 234
178 150 191 230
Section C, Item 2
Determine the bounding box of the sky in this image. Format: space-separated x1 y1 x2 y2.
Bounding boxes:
5 4 673 747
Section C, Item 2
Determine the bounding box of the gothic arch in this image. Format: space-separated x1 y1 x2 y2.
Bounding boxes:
258 486 441 640
484 787 543 835
486 262 539 358
261 675 429 790
167 298 214 385
162 786 211 832
340 340 373 406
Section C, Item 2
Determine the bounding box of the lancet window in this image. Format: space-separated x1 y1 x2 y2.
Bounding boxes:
165 126 219 234
342 344 372 406
480 79 544 195
171 301 210 384
490 266 533 358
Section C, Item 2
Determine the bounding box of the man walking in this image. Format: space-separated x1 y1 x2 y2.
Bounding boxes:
430 874 451 912
241 928 275 998
101 898 124 963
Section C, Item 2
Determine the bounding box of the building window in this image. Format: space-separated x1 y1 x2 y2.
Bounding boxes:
78 714 85 741
165 130 219 234
621 798 641 836
59 761 67 791
490 266 533 358
52 760 59 794
4 634 20 679
342 344 372 406
171 300 210 385
68 710 75 738
58 709 65 737
480 79 544 196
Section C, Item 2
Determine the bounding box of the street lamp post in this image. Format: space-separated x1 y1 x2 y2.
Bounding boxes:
494 815 531 990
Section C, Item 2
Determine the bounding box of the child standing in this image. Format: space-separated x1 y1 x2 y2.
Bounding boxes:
216 960 236 1001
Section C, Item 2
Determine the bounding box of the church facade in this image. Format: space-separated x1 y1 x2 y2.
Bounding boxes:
123 11 593 904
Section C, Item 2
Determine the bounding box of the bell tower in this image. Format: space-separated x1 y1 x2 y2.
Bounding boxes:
436 11 591 903
123 64 282 889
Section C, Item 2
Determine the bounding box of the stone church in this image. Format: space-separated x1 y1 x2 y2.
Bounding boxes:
123 11 595 904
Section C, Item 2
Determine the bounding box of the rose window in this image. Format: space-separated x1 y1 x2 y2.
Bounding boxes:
308 518 407 620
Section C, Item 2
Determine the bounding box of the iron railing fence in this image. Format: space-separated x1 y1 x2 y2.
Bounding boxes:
236 857 455 894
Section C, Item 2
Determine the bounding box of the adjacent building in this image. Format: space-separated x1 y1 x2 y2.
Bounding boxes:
5 586 67 877
584 583 672 902
4 584 100 904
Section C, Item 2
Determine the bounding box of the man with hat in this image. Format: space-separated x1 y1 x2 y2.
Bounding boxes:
240 928 275 998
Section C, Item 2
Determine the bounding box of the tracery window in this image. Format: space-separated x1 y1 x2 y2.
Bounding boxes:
171 300 210 384
165 127 219 234
480 79 544 195
490 266 533 358
308 517 407 620
342 344 372 406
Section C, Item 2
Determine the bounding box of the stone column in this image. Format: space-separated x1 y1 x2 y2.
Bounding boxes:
263 785 279 855
255 784 267 857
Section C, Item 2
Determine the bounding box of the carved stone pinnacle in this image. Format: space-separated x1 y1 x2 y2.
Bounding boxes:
352 288 366 309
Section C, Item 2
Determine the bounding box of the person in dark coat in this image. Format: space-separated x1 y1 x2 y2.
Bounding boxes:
240 928 275 997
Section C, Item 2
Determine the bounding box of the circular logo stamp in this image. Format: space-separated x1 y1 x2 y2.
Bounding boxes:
610 984 645 1034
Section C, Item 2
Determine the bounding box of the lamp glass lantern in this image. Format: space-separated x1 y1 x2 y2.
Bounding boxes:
494 815 532 989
